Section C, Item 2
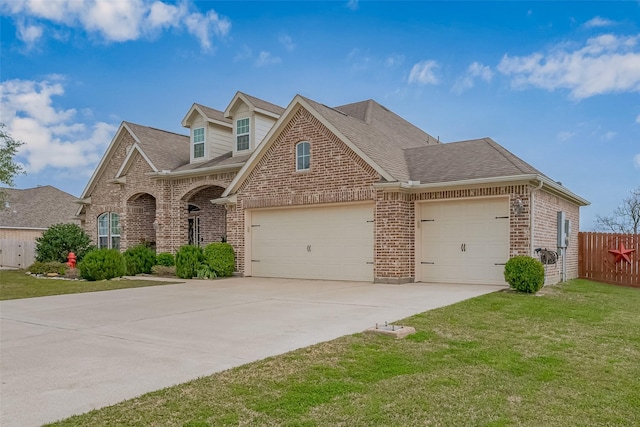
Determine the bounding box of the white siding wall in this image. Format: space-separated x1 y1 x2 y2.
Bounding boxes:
255 115 277 147
207 124 233 159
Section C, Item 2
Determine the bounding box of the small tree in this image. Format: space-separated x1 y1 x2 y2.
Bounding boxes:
595 186 640 234
0 123 25 206
36 223 94 263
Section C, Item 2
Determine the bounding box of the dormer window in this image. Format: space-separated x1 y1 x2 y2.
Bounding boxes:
236 118 250 151
193 127 205 158
296 141 310 171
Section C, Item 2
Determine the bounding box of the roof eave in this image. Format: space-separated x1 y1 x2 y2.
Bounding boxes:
146 163 245 179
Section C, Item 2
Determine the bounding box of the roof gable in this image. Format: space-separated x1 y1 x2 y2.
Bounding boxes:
181 103 232 128
223 95 396 196
224 91 285 119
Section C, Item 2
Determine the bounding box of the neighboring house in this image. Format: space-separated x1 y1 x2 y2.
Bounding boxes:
78 91 589 285
0 185 80 268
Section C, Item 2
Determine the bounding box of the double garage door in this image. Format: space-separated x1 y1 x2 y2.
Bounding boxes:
248 198 509 284
418 198 510 285
250 204 374 281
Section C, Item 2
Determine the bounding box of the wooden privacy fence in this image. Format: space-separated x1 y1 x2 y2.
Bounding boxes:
579 232 639 287
0 239 36 269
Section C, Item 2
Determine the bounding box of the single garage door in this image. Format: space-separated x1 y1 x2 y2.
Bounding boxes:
250 203 374 281
418 198 509 285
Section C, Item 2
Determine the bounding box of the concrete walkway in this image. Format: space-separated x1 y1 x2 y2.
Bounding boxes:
0 277 502 426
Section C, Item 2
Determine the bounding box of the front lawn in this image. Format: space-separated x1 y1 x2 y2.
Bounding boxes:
49 279 640 426
0 269 181 300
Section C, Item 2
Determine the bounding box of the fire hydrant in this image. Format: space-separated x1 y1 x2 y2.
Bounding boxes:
67 252 77 269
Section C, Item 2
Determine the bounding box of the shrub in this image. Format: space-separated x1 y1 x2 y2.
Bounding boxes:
123 244 156 275
196 264 217 279
63 268 81 280
151 265 176 277
27 261 68 275
155 252 175 266
78 249 126 281
175 245 204 279
504 256 545 293
35 223 93 263
203 242 235 278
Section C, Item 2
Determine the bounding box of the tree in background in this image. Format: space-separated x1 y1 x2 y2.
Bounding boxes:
595 186 640 234
0 123 25 206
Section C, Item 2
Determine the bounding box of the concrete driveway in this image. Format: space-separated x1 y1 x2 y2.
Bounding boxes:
0 277 502 426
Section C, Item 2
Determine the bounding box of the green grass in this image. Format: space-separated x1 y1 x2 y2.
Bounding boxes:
0 269 181 300
50 279 640 426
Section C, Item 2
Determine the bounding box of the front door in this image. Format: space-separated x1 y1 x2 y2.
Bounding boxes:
188 216 201 246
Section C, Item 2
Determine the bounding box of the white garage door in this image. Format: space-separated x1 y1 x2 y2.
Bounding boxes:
250 204 374 281
418 198 509 285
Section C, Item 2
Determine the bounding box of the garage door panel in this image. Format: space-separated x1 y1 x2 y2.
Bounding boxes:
251 204 373 281
419 198 509 285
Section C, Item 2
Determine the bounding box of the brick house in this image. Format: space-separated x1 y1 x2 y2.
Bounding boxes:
78 92 588 285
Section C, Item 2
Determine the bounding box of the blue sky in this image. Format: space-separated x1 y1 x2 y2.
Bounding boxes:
1 1 638 230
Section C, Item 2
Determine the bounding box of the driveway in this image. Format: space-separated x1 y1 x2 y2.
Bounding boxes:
0 277 502 426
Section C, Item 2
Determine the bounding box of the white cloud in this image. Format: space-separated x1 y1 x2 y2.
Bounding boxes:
255 51 281 67
385 54 405 67
0 0 230 51
602 130 617 140
497 33 640 99
0 78 117 174
636 114 640 124
16 20 43 49
346 0 358 11
408 60 440 85
452 61 494 94
584 16 615 28
634 153 640 168
557 131 575 141
279 33 295 52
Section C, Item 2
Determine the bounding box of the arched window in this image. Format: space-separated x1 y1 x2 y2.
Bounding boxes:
97 212 120 249
296 141 310 171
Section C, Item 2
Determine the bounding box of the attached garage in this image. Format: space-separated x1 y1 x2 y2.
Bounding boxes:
248 203 374 281
416 197 509 285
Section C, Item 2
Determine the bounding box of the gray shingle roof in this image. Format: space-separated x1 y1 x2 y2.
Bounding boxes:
124 122 190 171
301 97 438 181
172 152 251 172
194 103 231 124
239 92 286 116
405 138 542 183
0 186 79 228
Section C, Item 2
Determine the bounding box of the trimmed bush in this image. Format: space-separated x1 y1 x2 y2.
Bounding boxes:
123 244 156 275
203 242 235 278
504 256 545 293
35 223 93 263
155 252 175 267
27 261 68 275
78 249 126 281
175 245 204 279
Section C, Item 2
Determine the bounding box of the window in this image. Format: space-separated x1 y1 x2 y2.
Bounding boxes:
236 118 250 151
193 127 205 158
98 212 120 249
296 141 310 171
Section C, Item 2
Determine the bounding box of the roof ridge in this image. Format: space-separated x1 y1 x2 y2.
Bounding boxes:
125 121 188 138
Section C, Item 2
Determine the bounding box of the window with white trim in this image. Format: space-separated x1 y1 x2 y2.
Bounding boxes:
97 212 120 249
236 118 250 151
193 127 205 158
296 141 310 171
